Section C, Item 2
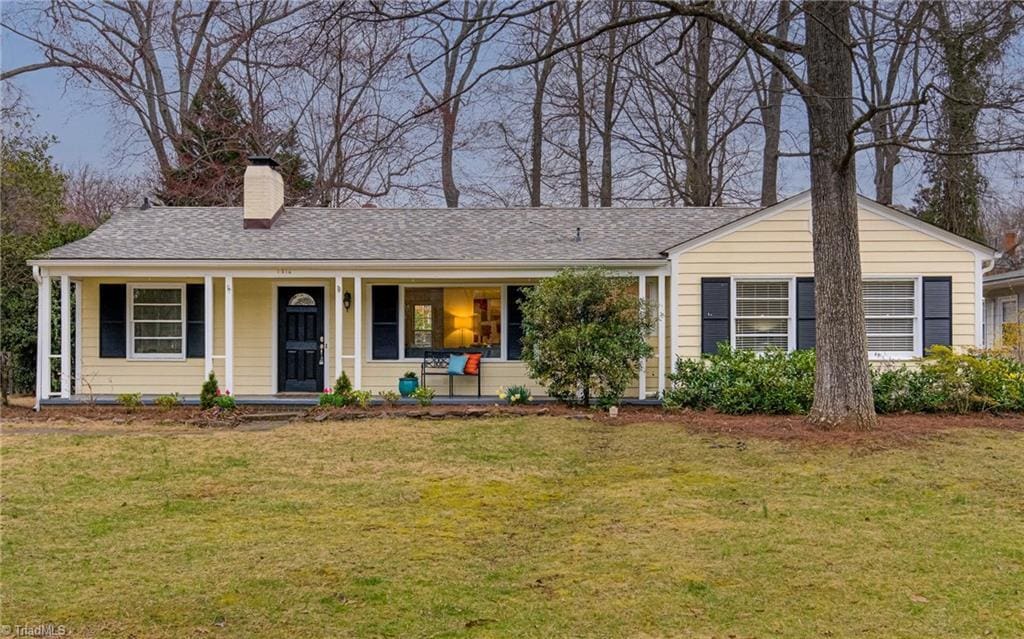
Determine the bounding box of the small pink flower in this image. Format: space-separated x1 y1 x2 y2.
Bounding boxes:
324 387 331 393
215 388 222 396
224 390 231 396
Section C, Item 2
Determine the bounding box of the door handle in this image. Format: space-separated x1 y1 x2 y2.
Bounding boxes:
318 336 325 365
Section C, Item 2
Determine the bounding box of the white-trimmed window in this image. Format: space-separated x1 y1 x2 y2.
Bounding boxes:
734 280 791 351
129 284 185 359
863 279 916 357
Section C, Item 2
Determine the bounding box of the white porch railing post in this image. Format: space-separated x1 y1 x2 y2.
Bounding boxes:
74 279 82 394
60 275 71 398
334 276 343 386
224 275 234 393
638 275 646 400
36 270 51 407
657 274 666 398
204 275 214 378
353 276 362 390
669 255 679 370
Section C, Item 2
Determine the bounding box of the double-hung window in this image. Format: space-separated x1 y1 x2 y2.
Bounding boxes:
863 280 916 358
734 280 791 351
129 284 185 359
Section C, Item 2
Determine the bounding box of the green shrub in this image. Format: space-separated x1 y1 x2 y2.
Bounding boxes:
333 371 354 396
402 371 418 380
663 346 814 414
213 392 236 411
350 390 373 409
411 385 435 406
665 345 1024 415
319 375 373 409
200 372 219 409
498 384 532 406
319 392 349 407
378 390 401 405
117 392 143 410
154 393 182 410
520 267 654 406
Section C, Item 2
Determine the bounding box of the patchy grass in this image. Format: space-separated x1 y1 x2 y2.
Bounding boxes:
2 417 1023 638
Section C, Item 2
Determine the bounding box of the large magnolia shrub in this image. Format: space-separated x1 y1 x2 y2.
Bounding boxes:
520 268 653 406
664 345 1024 415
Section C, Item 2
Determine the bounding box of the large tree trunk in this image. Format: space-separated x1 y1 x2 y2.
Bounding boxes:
441 108 460 208
598 0 623 208
871 133 898 205
685 17 713 206
574 44 590 207
759 0 790 207
599 24 617 207
803 1 876 429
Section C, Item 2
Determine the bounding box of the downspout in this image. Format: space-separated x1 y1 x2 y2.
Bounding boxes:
32 265 42 411
978 255 999 349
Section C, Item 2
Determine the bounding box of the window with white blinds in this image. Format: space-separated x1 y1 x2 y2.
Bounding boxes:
863 280 916 354
734 280 790 351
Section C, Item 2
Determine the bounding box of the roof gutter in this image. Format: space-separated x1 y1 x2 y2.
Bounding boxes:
28 258 670 269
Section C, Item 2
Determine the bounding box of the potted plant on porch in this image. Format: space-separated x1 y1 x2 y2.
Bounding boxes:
398 371 419 397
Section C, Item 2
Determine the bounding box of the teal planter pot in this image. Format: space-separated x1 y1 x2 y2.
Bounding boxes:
398 378 418 397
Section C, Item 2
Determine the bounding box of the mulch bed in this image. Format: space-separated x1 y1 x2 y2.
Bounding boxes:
3 402 1021 448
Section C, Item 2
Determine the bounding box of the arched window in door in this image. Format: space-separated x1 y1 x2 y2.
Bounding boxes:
288 293 316 307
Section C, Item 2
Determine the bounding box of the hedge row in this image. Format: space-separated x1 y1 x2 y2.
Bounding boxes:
663 346 1024 414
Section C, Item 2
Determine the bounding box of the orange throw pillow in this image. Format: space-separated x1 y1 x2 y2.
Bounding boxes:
464 353 481 375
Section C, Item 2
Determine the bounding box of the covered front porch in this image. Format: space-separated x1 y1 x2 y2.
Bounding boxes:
33 264 672 408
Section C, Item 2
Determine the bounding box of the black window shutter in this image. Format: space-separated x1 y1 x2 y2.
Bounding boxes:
99 283 127 358
701 278 730 355
922 276 952 355
372 285 399 360
796 277 816 350
507 285 533 360
186 283 205 358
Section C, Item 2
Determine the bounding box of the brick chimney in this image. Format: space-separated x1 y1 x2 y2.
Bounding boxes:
244 156 284 229
1003 231 1019 256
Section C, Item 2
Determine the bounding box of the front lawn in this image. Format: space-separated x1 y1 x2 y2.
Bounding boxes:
2 416 1022 637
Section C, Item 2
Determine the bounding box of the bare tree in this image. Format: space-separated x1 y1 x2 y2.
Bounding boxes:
624 14 759 205
287 7 438 204
63 166 146 228
916 1 1023 241
408 1 499 207
2 1 305 176
852 1 929 205
747 0 794 206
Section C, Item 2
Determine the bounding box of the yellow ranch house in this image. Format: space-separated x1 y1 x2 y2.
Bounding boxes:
30 157 997 408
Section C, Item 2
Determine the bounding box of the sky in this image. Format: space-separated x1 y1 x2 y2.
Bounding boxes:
0 16 966 209
2 33 127 171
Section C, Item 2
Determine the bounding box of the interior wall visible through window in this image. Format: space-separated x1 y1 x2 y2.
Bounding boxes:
402 287 502 358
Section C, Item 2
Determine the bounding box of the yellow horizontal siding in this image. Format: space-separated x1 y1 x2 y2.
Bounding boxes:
673 204 979 359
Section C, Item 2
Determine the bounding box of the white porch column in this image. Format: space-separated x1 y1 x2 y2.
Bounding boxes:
334 276 343 385
638 275 647 400
204 275 214 377
60 275 71 398
669 255 679 367
353 275 363 389
657 274 666 397
36 270 51 407
74 280 82 395
224 276 234 392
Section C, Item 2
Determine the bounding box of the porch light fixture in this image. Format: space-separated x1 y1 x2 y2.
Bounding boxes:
343 291 352 311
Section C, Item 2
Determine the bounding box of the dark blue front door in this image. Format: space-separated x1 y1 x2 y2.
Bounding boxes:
278 287 324 392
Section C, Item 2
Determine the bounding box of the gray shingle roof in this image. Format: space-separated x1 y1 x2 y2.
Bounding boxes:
44 204 757 262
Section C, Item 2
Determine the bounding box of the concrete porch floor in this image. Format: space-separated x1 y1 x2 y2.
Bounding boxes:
38 394 663 408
